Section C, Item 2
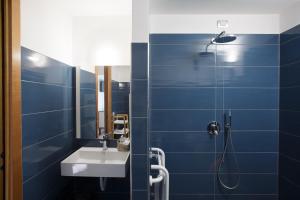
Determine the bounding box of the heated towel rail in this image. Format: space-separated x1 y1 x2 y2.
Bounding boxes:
149 147 169 200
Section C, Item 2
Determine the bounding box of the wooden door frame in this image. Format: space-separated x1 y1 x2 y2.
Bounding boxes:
2 0 23 200
0 1 3 199
104 66 112 134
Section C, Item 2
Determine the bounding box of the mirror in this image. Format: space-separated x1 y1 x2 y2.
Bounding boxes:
76 65 131 139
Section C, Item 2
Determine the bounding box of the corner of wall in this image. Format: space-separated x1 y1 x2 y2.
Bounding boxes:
280 2 300 33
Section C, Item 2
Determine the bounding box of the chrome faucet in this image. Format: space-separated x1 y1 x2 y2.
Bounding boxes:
100 134 109 150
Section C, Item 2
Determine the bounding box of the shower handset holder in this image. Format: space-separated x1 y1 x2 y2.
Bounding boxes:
207 121 220 136
224 110 232 134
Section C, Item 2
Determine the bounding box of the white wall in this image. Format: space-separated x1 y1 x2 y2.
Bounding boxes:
150 14 280 34
132 0 149 42
72 16 132 72
111 66 131 82
21 0 73 65
280 2 300 32
21 0 132 68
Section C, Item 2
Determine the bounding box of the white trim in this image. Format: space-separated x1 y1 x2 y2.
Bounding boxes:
76 66 81 138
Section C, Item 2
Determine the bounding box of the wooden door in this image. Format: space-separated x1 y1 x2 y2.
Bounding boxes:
0 1 4 199
2 0 22 200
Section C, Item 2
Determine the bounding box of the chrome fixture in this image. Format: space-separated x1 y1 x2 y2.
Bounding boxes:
199 31 237 56
211 31 237 44
99 177 107 191
207 121 220 136
100 134 109 150
217 111 240 190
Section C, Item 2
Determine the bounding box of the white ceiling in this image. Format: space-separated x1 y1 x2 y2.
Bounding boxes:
150 0 300 14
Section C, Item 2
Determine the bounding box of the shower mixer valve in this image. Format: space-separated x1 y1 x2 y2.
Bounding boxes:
207 121 220 135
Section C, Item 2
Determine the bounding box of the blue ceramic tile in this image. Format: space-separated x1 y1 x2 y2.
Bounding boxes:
70 176 130 193
151 110 215 131
215 174 278 194
112 81 130 114
280 62 300 87
131 117 147 154
80 88 96 106
23 131 74 181
21 47 76 200
169 195 214 200
151 132 215 153
217 132 278 152
216 45 279 66
22 81 74 114
132 155 148 190
151 44 216 66
21 47 74 87
80 106 96 139
22 109 74 148
280 24 300 44
150 34 214 45
132 43 148 79
280 24 300 178
279 133 300 161
215 194 278 200
223 88 278 109
165 153 215 173
220 110 278 131
149 34 281 199
132 80 147 117
216 153 277 173
279 155 300 186
80 105 96 122
279 176 300 199
150 34 278 45
80 120 97 139
226 34 279 45
219 67 279 88
151 65 216 87
132 190 148 200
280 36 300 65
279 110 300 136
151 88 215 109
23 161 70 200
280 87 300 111
80 69 96 89
169 174 214 194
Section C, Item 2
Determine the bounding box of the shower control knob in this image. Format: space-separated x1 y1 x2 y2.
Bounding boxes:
207 121 220 136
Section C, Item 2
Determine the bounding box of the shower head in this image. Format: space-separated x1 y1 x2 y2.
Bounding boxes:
198 31 237 57
211 31 237 44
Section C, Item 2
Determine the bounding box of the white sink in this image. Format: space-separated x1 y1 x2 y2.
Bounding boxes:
61 147 130 177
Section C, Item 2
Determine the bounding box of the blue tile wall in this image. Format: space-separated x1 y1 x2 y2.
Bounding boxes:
75 70 129 199
112 81 130 114
279 24 300 200
21 47 76 200
69 175 130 200
80 69 97 139
131 43 149 200
150 34 279 200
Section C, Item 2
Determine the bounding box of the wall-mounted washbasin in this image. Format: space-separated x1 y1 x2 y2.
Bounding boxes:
61 147 130 177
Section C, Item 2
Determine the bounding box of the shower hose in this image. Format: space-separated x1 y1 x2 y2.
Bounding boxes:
217 114 240 190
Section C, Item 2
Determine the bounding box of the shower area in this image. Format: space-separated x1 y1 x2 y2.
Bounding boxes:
149 33 280 199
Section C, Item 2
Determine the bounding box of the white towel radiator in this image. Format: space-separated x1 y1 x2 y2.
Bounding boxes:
149 147 169 200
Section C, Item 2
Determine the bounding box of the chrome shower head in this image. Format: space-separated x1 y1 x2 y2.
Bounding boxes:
198 31 237 57
211 31 236 44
